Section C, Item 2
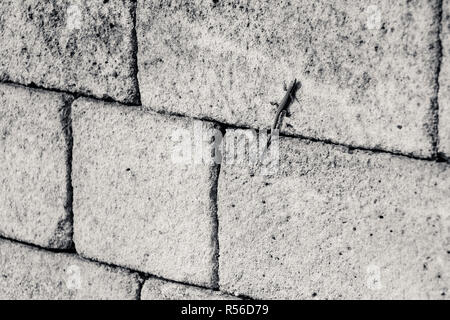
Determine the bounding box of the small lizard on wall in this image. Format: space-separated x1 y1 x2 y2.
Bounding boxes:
257 79 301 169
266 79 301 149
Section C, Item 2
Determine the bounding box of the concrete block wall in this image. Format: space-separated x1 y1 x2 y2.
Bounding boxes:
0 0 449 299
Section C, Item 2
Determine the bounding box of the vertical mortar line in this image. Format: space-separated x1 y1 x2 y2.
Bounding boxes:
136 283 143 300
131 0 142 106
135 272 148 300
433 0 444 158
210 125 226 289
211 163 221 289
60 95 76 252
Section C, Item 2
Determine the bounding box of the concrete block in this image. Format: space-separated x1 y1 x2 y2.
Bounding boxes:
0 239 141 299
72 98 220 287
439 0 450 158
141 278 238 300
0 0 138 104
137 0 441 157
218 129 450 299
0 83 72 249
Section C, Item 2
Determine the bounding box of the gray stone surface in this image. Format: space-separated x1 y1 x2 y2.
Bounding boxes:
0 83 72 249
218 129 450 299
0 0 138 104
440 0 450 158
0 239 141 300
72 98 220 287
141 278 238 300
137 0 441 158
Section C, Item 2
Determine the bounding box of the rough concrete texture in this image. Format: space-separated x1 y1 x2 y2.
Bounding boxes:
0 239 141 299
0 83 73 249
72 98 220 287
218 129 450 299
0 0 138 104
138 0 441 158
141 278 238 300
440 0 450 158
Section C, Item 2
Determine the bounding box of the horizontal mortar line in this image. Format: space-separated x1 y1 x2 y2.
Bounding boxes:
77 253 251 299
0 234 76 254
79 255 254 300
149 108 450 165
0 234 248 299
2 79 448 165
0 79 138 107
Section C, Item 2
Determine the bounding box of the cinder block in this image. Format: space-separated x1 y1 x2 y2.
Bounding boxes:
141 278 238 300
218 129 450 299
439 0 450 158
72 98 220 287
137 0 441 157
0 0 138 104
0 83 72 249
0 239 141 299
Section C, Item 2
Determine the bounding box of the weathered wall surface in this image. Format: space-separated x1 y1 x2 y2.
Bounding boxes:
440 0 450 158
72 98 219 287
137 0 442 158
219 130 450 299
0 84 73 249
0 0 449 300
0 239 142 300
0 0 139 104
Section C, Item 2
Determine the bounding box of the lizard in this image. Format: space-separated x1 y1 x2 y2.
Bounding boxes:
266 78 300 149
256 79 301 170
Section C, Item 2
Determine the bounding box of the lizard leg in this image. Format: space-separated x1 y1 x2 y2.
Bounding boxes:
289 92 300 104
